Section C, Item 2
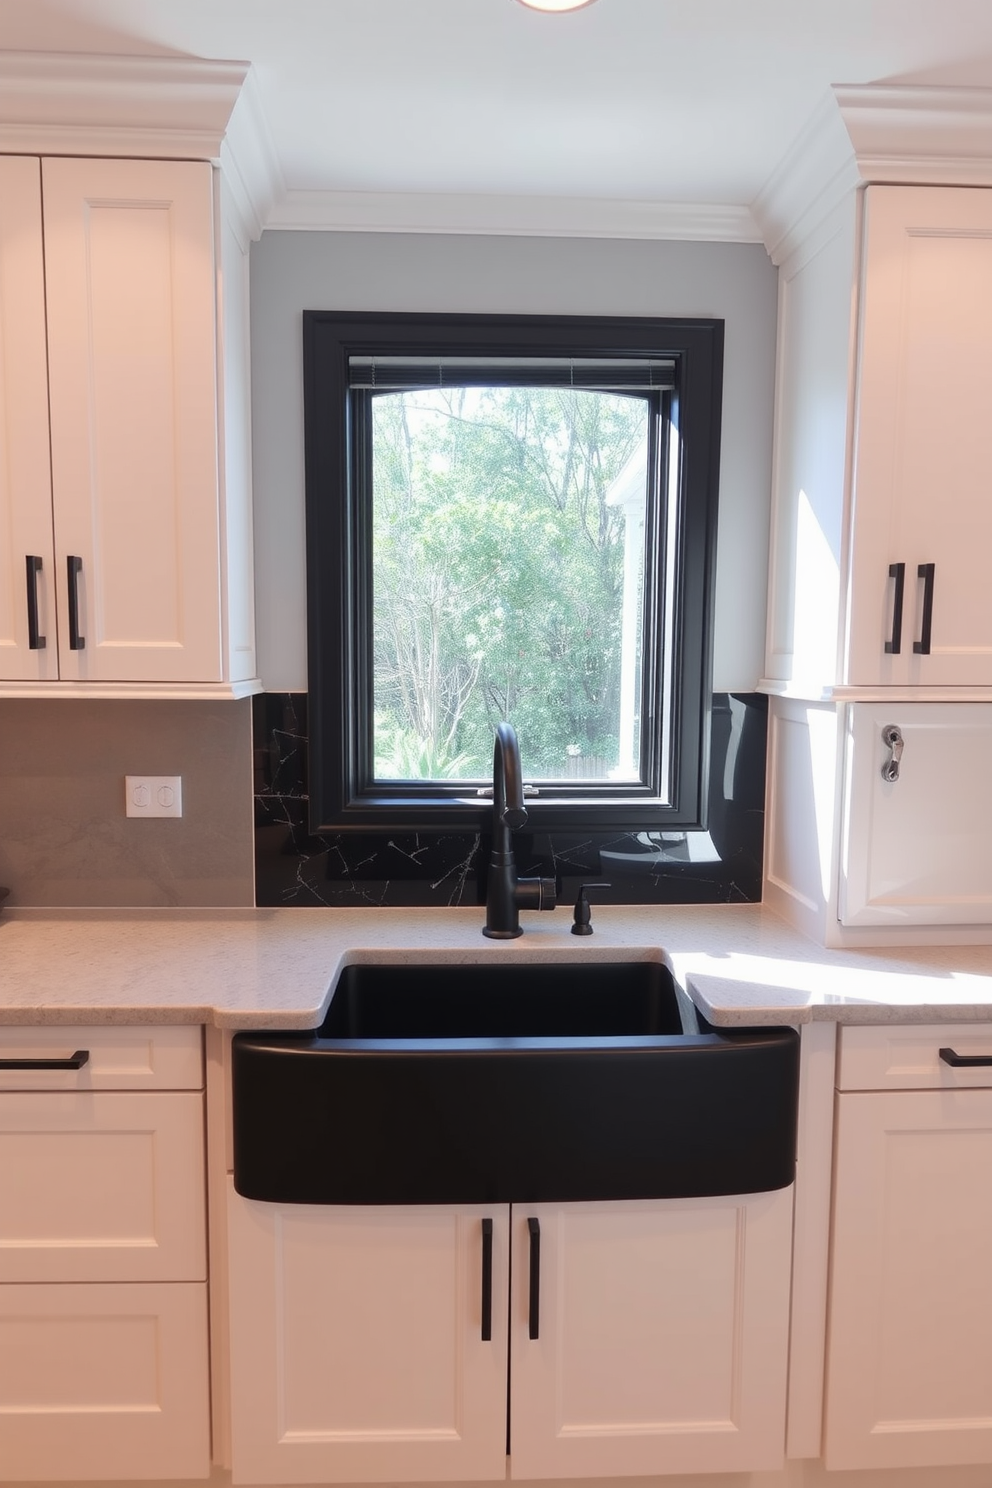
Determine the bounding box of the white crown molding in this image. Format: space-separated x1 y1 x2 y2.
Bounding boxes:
753 82 992 265
751 90 861 266
0 50 280 243
265 188 762 243
0 51 248 157
221 68 285 246
835 82 992 185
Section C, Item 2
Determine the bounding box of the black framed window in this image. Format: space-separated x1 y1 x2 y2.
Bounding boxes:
303 311 723 833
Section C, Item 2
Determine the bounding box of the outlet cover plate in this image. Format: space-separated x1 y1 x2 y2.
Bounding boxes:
125 776 183 818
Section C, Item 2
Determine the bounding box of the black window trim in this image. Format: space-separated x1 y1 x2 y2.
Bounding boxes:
303 310 724 835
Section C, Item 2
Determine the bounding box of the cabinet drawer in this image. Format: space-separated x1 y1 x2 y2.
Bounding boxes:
0 1024 202 1090
838 1024 992 1091
0 1280 210 1481
0 1090 206 1282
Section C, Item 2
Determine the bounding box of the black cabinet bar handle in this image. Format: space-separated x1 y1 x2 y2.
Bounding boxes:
913 562 935 655
25 555 46 650
481 1218 493 1341
939 1047 992 1068
884 562 905 655
0 1050 89 1070
67 555 85 650
527 1217 541 1340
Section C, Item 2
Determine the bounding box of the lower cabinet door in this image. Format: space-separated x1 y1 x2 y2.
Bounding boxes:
0 1281 210 1481
227 1185 509 1484
825 1089 992 1470
508 1191 794 1479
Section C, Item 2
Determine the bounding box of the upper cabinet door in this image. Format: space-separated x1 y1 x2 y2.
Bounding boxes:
846 186 992 687
0 157 58 682
42 157 223 684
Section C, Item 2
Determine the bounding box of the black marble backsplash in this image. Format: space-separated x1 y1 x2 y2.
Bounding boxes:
253 693 767 908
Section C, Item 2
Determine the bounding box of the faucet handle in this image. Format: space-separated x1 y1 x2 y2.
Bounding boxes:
516 876 557 912
571 883 612 936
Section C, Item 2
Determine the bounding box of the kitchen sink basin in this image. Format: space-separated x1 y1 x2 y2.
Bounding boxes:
232 959 799 1205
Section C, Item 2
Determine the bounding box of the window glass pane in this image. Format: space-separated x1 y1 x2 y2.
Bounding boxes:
371 385 649 784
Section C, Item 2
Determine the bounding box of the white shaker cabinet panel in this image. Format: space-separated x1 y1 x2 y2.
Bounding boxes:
0 1025 211 1483
841 702 992 925
0 1090 206 1283
846 186 992 687
838 1022 992 1091
0 156 57 681
41 156 224 684
0 1022 203 1091
509 1192 793 1480
227 1187 794 1484
227 1189 510 1484
825 1086 992 1470
0 1280 210 1481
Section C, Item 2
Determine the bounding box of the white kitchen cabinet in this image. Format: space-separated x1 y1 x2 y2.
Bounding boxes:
0 157 57 682
0 1280 210 1482
227 1184 794 1483
0 1025 210 1481
508 1194 793 1479
0 153 257 695
227 1196 510 1484
824 1023 992 1470
0 1089 206 1283
840 702 992 926
846 186 992 688
765 182 992 699
763 184 992 944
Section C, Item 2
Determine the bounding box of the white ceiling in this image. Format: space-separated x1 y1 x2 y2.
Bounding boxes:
5 0 992 226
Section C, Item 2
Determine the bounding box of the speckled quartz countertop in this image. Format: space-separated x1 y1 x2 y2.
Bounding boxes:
1 902 992 1029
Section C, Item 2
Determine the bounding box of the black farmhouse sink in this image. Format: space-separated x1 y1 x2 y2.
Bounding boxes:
232 959 799 1205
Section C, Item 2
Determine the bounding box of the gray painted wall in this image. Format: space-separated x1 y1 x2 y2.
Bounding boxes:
249 231 778 693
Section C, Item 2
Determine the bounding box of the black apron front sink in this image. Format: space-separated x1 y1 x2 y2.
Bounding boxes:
232 960 800 1205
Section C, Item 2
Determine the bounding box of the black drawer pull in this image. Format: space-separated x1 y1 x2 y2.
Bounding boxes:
939 1047 992 1068
913 562 935 655
528 1217 541 1340
25 555 45 650
885 562 905 655
0 1050 90 1071
67 554 85 650
481 1218 493 1341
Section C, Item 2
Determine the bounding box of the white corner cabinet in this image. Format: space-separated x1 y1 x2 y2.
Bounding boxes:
0 153 257 697
824 1023 992 1470
226 1185 794 1483
0 1024 210 1481
764 181 992 943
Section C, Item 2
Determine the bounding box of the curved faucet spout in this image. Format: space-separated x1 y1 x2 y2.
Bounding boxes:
484 722 556 939
493 722 528 834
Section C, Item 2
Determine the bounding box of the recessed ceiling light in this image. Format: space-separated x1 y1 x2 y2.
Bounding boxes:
515 0 599 11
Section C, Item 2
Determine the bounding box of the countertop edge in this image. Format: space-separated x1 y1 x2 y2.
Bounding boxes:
0 902 990 1029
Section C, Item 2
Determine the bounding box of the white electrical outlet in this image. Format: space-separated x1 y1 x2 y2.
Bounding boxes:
125 776 183 818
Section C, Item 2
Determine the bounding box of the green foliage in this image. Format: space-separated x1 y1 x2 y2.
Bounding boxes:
371 385 647 781
373 715 476 781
